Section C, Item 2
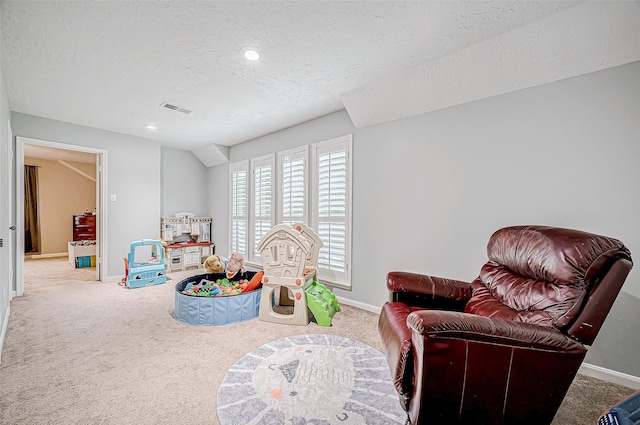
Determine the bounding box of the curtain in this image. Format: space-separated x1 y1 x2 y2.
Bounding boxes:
24 165 40 254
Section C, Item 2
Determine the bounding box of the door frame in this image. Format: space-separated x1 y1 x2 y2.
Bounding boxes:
16 136 107 295
7 121 13 298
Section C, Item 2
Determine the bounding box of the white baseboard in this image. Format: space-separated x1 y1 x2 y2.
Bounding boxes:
0 304 9 366
336 295 640 390
335 296 381 314
27 252 67 259
106 276 123 283
579 362 640 389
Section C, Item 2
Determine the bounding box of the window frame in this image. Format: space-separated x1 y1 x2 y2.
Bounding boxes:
228 160 249 257
310 135 353 289
249 154 275 264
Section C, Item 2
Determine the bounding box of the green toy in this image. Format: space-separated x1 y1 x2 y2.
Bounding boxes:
305 278 340 327
195 281 214 297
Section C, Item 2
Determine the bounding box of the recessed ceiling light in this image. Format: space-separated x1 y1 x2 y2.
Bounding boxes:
243 49 260 61
145 124 157 130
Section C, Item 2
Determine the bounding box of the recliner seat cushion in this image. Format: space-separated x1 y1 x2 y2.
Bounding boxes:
465 225 628 329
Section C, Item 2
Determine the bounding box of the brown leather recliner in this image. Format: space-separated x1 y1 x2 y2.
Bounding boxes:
378 225 633 425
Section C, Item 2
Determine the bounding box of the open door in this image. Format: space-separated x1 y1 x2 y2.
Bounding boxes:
16 136 107 295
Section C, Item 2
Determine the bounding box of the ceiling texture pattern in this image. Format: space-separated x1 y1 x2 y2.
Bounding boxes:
1 1 639 165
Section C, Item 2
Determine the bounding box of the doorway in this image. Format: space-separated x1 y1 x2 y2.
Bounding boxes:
16 137 106 296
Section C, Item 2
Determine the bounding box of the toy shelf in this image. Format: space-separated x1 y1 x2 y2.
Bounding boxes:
68 241 96 268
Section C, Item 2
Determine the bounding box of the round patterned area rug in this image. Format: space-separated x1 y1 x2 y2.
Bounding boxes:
217 334 407 425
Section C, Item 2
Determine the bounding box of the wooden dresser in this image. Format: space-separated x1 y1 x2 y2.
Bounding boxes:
72 214 96 241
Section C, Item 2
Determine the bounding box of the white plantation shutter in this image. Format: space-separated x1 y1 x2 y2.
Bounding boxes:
230 161 248 256
251 155 275 262
279 147 307 226
312 135 352 287
229 137 351 285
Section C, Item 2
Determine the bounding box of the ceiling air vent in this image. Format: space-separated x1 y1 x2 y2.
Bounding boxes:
160 102 192 115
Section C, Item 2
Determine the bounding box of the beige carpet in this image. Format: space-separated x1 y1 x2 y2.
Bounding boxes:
0 258 635 425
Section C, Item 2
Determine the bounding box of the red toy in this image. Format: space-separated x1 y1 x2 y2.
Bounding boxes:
242 271 264 293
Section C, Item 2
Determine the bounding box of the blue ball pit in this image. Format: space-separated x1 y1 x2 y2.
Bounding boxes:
173 272 261 326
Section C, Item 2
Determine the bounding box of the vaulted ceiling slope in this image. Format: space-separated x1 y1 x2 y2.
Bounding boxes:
2 1 639 165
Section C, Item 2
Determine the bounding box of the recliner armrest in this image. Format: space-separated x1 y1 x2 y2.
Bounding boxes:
407 310 585 352
387 271 472 310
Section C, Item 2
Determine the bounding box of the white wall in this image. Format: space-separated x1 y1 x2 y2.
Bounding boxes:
161 147 208 217
349 60 639 303
208 163 229 255
11 113 162 280
209 61 640 377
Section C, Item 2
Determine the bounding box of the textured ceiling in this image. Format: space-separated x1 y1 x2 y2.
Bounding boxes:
342 1 640 128
2 1 637 158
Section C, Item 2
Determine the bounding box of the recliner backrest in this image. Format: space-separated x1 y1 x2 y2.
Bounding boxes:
465 226 632 340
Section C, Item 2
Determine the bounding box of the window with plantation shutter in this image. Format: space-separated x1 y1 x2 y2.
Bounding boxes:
312 135 352 288
278 147 307 226
250 155 275 263
229 161 248 256
229 136 352 286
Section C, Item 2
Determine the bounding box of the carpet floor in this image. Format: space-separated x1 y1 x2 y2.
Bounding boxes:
0 257 636 424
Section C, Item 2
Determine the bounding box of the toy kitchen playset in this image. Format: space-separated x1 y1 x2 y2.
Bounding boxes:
161 214 214 272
